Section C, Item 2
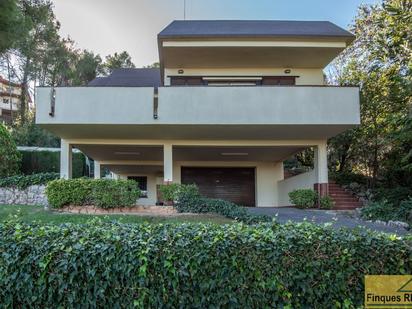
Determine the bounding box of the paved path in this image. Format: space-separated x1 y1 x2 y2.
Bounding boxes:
247 207 410 235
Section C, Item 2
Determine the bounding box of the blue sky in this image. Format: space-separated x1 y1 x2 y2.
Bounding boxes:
52 0 379 67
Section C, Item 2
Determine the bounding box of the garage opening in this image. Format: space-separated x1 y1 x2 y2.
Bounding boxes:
181 167 256 206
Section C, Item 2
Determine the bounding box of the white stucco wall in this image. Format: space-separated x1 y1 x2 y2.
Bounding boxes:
164 68 324 86
277 170 317 206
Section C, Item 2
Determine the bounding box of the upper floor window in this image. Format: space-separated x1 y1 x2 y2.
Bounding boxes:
3 98 9 103
170 76 296 86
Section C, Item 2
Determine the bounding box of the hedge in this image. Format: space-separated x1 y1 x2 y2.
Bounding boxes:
0 221 410 307
46 179 140 209
19 150 87 178
0 124 20 177
0 172 59 189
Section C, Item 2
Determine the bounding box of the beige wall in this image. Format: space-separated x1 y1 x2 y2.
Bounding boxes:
164 68 324 86
277 170 317 206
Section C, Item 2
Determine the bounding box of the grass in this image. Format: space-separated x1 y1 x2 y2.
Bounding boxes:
0 204 234 225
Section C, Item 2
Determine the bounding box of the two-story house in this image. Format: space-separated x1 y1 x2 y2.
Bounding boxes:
35 20 360 207
0 76 31 124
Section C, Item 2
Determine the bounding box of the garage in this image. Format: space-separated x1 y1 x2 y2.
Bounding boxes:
181 167 256 206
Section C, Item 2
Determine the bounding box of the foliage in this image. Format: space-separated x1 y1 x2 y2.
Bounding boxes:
46 179 140 209
0 172 58 189
319 196 334 210
19 150 86 178
328 0 412 191
11 120 60 147
0 124 21 177
100 51 135 76
0 221 410 307
173 184 271 224
158 183 183 202
0 0 21 53
360 199 412 225
288 189 317 209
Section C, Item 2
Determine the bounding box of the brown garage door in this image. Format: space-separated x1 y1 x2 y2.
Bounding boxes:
181 167 255 206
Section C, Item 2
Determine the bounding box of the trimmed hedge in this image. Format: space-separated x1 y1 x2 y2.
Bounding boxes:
0 221 410 307
46 179 140 209
171 184 272 224
0 172 59 189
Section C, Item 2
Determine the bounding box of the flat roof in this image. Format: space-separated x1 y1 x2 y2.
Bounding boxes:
158 20 354 41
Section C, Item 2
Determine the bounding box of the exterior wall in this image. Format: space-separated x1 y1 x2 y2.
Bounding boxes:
277 170 317 206
164 68 324 86
172 160 284 207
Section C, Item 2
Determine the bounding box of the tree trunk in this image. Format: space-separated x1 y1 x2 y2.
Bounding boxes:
20 57 31 124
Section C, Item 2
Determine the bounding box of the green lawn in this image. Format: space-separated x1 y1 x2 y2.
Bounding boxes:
0 204 233 225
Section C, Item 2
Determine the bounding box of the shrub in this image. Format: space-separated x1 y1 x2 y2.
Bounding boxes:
46 179 140 209
319 195 334 209
158 183 182 203
174 184 271 224
0 124 21 177
0 172 59 189
288 189 317 208
360 199 412 225
0 221 410 308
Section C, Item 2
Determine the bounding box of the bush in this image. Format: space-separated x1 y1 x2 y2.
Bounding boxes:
360 199 412 226
158 183 183 203
319 195 334 209
288 189 317 208
0 124 21 177
0 221 410 307
46 179 140 209
173 184 271 224
0 172 59 189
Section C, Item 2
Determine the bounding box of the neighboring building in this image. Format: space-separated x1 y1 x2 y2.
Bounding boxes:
35 20 360 207
0 76 32 124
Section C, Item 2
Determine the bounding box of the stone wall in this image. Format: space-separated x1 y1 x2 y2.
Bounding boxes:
0 185 48 206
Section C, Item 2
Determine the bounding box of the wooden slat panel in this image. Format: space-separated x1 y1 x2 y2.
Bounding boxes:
181 167 255 206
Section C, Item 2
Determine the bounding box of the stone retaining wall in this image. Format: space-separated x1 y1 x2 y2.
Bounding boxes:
0 185 48 206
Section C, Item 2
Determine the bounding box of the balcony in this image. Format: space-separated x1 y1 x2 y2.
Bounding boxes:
35 86 359 140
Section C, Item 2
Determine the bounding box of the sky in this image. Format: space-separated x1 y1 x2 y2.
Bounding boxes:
52 0 380 67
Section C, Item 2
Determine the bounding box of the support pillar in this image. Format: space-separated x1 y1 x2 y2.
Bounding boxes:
163 143 173 183
60 139 72 179
314 141 329 197
94 161 101 179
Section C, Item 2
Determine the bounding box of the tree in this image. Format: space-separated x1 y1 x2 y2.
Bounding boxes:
0 124 21 177
72 50 102 85
0 0 21 54
143 62 160 68
328 0 411 188
100 51 135 76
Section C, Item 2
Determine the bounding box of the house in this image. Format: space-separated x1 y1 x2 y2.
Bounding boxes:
35 20 360 207
0 76 32 124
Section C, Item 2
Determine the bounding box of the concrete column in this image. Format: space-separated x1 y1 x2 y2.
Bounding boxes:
94 161 101 179
314 141 329 197
60 139 72 179
163 143 173 183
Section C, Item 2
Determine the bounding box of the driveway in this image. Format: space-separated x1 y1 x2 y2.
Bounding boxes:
247 207 410 235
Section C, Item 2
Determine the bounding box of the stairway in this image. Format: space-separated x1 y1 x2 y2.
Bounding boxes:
329 182 363 210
